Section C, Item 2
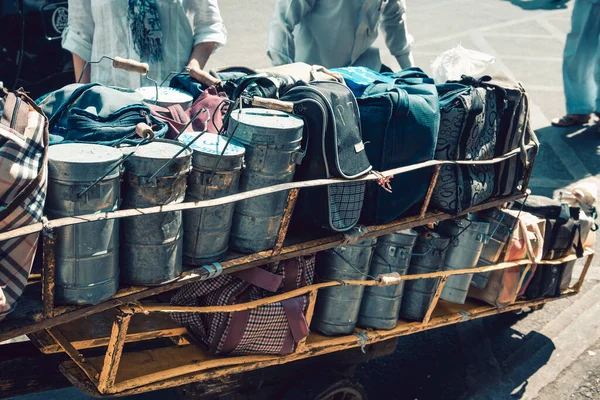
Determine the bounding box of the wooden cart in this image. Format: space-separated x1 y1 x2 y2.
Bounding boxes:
0 150 593 398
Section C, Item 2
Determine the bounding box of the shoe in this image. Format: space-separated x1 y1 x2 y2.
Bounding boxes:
551 114 591 127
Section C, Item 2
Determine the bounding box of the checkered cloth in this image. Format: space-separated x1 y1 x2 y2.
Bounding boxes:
171 256 315 356
0 90 48 321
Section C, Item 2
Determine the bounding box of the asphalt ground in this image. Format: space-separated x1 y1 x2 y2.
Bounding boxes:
12 1 600 399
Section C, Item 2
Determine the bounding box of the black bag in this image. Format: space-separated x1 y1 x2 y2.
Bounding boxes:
525 263 562 299
479 74 539 197
281 81 372 232
432 79 499 214
514 195 584 261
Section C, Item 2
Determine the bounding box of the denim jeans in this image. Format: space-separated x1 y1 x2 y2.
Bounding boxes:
563 0 600 114
38 83 167 146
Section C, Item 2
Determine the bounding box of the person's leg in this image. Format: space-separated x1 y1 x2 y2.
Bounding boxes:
554 0 600 126
594 3 600 120
563 0 599 114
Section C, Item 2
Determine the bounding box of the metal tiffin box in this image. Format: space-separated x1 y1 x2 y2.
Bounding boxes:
179 133 245 265
120 140 192 286
46 143 122 305
471 208 517 289
438 215 490 304
358 229 418 330
399 231 451 321
227 109 304 254
311 238 377 336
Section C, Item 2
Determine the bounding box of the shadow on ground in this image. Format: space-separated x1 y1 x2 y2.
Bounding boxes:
535 124 600 177
352 312 555 400
503 0 570 10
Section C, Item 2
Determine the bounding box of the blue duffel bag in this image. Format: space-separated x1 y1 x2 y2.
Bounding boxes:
334 67 440 225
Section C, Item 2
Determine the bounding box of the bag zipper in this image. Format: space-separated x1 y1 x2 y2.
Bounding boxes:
70 107 150 125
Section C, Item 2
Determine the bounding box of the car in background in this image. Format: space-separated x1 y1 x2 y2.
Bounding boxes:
0 0 74 99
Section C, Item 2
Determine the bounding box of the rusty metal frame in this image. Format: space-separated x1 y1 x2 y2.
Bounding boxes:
272 188 299 256
46 327 100 383
41 228 56 319
420 164 441 219
97 308 133 393
422 276 448 325
53 250 595 395
2 194 529 344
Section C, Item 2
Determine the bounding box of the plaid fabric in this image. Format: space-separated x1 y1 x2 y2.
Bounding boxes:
171 255 315 355
0 90 48 320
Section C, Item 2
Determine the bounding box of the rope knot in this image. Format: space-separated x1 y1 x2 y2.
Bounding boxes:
41 216 54 236
355 331 369 354
342 225 368 245
372 170 393 193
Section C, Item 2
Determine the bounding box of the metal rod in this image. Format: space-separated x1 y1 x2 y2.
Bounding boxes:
77 56 113 84
174 107 210 140
144 108 210 184
76 137 151 199
42 228 56 319
145 76 160 106
159 68 189 88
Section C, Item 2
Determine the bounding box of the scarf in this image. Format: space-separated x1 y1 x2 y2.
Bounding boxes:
127 0 163 62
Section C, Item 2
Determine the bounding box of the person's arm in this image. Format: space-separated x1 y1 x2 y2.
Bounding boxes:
267 0 316 66
62 0 94 83
187 42 216 71
186 0 227 69
380 0 415 70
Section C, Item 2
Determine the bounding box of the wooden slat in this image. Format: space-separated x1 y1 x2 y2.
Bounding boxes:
28 310 186 354
66 292 577 394
0 194 527 343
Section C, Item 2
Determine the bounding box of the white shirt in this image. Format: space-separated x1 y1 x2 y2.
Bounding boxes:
62 0 227 89
267 0 414 71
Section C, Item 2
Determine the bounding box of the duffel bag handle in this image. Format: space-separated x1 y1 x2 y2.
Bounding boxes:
233 267 283 292
281 297 310 343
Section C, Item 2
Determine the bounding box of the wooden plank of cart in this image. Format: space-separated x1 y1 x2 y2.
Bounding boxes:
0 147 594 398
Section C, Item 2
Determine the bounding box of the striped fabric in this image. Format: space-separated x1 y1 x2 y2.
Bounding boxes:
0 90 48 321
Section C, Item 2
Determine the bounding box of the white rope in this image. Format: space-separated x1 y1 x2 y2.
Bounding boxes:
0 144 536 242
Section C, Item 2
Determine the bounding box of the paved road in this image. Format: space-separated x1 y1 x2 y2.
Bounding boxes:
15 1 600 399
